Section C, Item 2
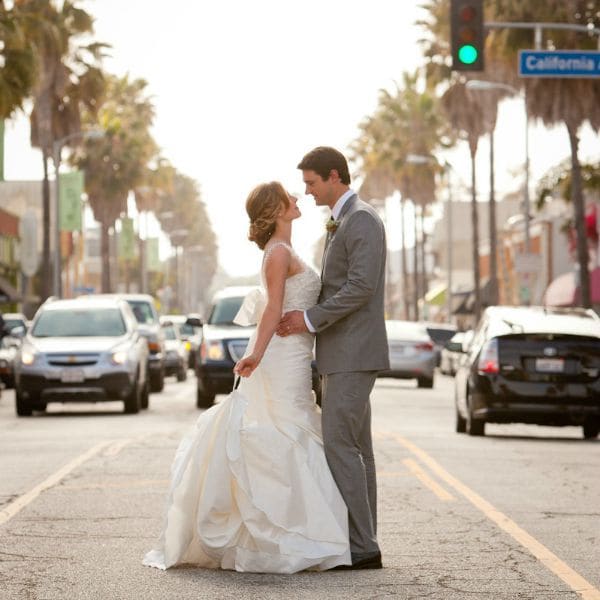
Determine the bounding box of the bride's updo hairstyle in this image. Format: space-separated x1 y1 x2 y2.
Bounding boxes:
246 181 290 250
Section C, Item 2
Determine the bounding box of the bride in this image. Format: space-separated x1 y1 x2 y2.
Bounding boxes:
143 181 351 573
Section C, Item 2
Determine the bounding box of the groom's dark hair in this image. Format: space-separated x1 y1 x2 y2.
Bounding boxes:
297 146 351 185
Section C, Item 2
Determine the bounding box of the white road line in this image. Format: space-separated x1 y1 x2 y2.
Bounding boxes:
391 433 600 600
403 458 455 501
0 440 114 527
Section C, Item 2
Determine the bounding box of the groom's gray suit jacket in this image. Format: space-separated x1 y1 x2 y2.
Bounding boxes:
307 194 390 375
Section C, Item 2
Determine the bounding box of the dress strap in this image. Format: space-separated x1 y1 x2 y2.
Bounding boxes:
263 241 293 261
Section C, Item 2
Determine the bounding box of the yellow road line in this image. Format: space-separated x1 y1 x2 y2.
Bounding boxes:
0 440 114 527
103 438 134 457
391 433 600 600
403 458 455 501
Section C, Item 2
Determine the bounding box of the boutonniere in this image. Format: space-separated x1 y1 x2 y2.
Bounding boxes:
325 218 341 233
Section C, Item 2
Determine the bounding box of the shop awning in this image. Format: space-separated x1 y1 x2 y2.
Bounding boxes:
543 267 600 307
0 276 21 303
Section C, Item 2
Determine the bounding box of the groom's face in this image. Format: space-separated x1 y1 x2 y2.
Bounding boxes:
302 169 336 208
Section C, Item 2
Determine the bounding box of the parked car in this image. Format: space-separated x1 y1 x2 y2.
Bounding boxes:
424 322 457 367
80 293 166 393
161 314 202 368
195 286 321 408
378 320 437 388
161 321 189 381
440 331 466 376
14 297 149 416
454 306 600 438
2 312 28 336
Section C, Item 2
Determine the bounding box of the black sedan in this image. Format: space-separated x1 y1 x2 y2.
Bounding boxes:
454 306 600 438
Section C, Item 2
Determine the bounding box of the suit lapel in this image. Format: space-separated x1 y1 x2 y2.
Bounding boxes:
320 194 358 279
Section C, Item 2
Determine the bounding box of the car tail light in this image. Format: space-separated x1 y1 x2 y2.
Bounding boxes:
478 338 499 374
147 340 161 353
415 341 434 352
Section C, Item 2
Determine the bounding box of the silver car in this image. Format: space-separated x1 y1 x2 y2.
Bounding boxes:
14 297 149 416
378 320 437 388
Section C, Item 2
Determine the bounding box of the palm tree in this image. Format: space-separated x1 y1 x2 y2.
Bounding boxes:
0 2 37 119
18 0 105 299
487 0 600 307
419 0 510 317
353 72 447 320
70 75 158 292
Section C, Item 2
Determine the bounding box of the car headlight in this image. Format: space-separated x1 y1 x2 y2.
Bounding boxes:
111 350 128 365
21 351 36 366
204 340 225 361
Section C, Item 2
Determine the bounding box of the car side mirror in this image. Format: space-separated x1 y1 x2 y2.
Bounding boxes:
186 316 203 328
445 341 464 353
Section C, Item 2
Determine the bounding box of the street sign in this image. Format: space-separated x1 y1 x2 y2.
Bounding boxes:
59 170 84 231
519 50 600 78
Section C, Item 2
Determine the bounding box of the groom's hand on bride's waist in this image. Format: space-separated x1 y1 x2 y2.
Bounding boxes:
277 311 308 336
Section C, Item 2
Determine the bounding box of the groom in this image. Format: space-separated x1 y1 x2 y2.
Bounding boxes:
278 146 389 569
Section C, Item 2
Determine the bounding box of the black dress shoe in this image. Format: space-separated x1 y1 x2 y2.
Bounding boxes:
332 551 382 570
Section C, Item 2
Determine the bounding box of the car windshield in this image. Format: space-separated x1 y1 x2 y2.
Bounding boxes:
5 319 25 331
178 322 195 336
32 308 127 337
208 297 244 325
163 326 177 340
127 300 157 324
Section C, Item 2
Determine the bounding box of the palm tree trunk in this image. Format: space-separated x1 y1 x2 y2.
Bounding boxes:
420 200 427 304
488 129 499 306
413 200 419 321
400 196 410 320
566 123 591 308
101 222 111 293
41 151 51 300
470 151 481 321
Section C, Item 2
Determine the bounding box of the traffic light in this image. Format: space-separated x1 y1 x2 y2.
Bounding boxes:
450 0 485 71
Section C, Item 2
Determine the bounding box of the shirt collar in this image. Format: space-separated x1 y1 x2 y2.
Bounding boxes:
331 189 355 220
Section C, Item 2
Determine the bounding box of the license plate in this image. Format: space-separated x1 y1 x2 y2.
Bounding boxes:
535 358 564 373
61 368 85 383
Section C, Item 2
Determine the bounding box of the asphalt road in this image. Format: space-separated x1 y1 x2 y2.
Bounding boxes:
0 372 598 599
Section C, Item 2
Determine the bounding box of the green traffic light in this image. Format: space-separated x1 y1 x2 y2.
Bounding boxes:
458 44 479 64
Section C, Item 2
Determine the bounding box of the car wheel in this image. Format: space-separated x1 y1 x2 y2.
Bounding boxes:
15 389 32 417
140 378 150 409
583 419 599 440
150 368 165 393
196 382 215 409
177 364 187 382
417 376 434 389
455 403 467 433
466 394 485 436
123 381 141 414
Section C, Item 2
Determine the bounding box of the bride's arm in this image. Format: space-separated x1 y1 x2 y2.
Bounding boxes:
234 245 289 377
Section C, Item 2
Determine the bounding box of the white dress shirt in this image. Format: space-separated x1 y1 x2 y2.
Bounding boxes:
303 189 355 333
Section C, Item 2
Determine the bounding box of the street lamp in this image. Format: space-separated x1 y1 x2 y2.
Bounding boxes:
53 129 103 297
169 228 189 310
407 154 454 323
465 80 530 254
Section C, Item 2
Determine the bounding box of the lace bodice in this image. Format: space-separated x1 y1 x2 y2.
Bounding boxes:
261 242 321 312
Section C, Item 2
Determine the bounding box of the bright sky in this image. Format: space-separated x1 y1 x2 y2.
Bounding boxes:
4 1 599 276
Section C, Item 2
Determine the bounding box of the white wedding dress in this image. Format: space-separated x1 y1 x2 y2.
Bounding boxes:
143 243 351 573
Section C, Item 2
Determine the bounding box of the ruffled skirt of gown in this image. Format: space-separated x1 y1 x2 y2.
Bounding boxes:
142 331 351 573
